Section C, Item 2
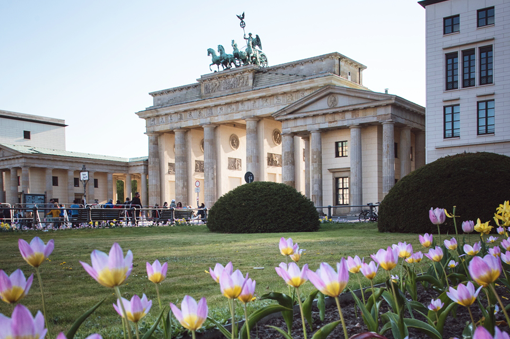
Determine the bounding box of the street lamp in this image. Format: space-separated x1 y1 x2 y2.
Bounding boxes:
80 165 89 205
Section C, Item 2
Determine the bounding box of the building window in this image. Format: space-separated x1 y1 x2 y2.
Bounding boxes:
52 176 58 187
462 49 475 87
446 52 459 90
335 177 349 205
410 147 413 161
23 131 31 139
394 142 398 159
444 15 460 34
74 178 80 187
477 7 494 27
477 100 495 135
17 176 20 186
335 141 348 157
444 105 460 138
94 179 98 188
480 46 493 85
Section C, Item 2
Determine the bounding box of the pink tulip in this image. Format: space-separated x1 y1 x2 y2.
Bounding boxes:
146 260 168 284
290 247 305 263
113 294 152 323
428 298 443 312
487 236 499 243
56 333 102 339
170 295 208 332
275 262 308 288
219 269 248 299
489 247 501 258
464 242 481 256
501 251 510 265
0 269 33 304
469 255 502 287
18 237 54 268
462 220 475 233
279 237 298 256
448 260 458 268
79 243 133 288
238 278 256 304
472 326 510 339
346 255 363 273
392 242 413 258
208 262 233 283
425 246 444 262
419 233 433 248
0 304 47 339
501 239 510 251
371 247 399 271
444 238 458 250
306 260 349 297
429 208 446 225
412 251 423 263
497 226 506 235
447 281 482 307
360 261 378 280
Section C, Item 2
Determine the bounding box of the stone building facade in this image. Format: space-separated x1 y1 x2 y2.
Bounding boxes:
137 52 426 212
0 111 148 205
419 0 510 162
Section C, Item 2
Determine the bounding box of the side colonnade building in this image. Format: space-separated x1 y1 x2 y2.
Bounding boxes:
137 53 426 213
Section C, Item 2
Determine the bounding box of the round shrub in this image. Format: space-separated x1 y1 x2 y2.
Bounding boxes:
207 181 320 233
378 152 510 234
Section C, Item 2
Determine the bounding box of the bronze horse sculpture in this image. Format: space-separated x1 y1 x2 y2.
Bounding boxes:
231 40 249 67
207 48 221 72
217 45 235 70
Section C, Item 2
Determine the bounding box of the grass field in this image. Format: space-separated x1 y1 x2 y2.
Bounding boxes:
0 223 427 337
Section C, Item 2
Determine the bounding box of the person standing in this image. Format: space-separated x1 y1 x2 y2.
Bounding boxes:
131 192 142 226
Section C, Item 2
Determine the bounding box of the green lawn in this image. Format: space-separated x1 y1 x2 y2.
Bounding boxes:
0 223 426 337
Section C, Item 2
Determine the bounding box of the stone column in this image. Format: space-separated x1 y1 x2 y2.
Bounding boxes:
148 133 161 207
245 118 259 181
125 173 132 201
175 129 188 206
88 171 95 203
282 133 295 187
382 121 395 196
400 126 412 178
303 136 310 199
310 130 323 208
45 168 53 201
107 173 113 202
350 125 362 213
0 170 4 203
10 168 18 205
415 130 426 168
141 173 148 206
203 125 217 208
21 167 29 195
67 170 75 203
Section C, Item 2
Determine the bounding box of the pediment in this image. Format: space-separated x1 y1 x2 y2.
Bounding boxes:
273 85 394 119
0 146 20 158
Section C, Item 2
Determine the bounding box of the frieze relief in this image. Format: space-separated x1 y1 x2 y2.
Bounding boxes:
228 157 242 171
203 75 250 95
267 153 282 167
167 163 175 174
195 160 204 173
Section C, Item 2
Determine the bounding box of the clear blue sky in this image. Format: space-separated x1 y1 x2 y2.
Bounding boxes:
0 0 425 158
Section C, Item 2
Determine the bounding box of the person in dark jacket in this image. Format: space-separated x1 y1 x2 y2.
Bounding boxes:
131 192 142 226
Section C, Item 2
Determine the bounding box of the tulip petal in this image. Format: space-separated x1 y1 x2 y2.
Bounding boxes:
161 262 168 278
18 239 34 259
170 303 183 323
10 269 26 288
43 239 54 258
12 304 36 338
90 250 109 272
109 243 125 270
30 237 45 254
197 297 208 321
131 295 143 314
85 335 103 339
0 313 12 338
80 262 99 281
0 270 13 291
113 302 123 317
146 262 153 276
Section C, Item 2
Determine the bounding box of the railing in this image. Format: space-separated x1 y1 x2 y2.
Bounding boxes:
315 203 380 220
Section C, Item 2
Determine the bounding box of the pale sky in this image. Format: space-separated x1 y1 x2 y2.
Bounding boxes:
0 0 425 158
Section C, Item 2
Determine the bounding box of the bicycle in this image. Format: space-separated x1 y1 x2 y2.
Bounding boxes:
358 202 379 222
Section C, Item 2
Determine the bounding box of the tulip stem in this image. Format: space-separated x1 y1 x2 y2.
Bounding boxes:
192 330 196 339
121 318 128 339
135 324 140 339
452 206 458 236
370 280 377 312
229 298 235 339
155 283 162 310
115 287 133 339
431 263 442 288
388 272 400 316
467 307 476 328
357 275 365 304
334 296 349 339
440 263 450 289
490 284 510 326
243 303 251 339
295 287 307 339
35 267 50 338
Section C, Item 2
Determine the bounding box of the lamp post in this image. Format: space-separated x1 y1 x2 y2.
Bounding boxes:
80 165 89 205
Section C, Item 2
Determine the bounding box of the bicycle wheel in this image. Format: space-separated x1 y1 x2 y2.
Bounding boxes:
358 210 368 222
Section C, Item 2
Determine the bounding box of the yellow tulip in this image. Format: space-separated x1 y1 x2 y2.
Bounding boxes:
474 218 493 235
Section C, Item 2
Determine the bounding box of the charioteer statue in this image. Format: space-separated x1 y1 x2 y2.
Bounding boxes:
207 13 268 72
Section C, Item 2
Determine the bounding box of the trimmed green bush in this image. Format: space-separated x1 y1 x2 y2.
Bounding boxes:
378 152 510 234
207 181 320 233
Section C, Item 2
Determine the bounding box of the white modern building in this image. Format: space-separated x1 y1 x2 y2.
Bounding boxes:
419 0 510 162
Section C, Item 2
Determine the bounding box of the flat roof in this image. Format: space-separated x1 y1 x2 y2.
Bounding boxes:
418 0 449 8
0 109 67 127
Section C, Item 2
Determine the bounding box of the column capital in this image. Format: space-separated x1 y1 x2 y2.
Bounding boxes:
401 125 412 131
174 128 189 133
281 131 295 137
201 124 217 129
146 132 160 137
244 116 259 122
309 128 321 134
382 120 395 125
349 124 361 130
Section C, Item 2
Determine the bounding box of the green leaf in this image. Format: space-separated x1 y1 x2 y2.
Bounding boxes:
310 320 341 339
408 300 428 315
403 318 442 339
66 297 106 339
266 325 294 339
206 316 231 339
349 333 389 339
302 290 319 331
141 308 166 339
462 322 474 339
386 312 404 339
239 305 292 339
378 321 392 336
381 291 396 313
260 292 294 333
436 301 457 335
351 291 378 332
416 274 443 289
317 292 325 322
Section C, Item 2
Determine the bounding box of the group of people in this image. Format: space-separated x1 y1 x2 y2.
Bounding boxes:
151 200 207 221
